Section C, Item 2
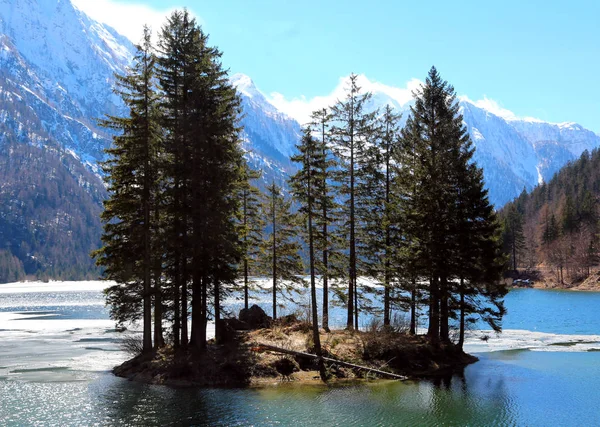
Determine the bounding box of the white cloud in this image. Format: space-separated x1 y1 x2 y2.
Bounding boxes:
467 95 517 120
267 74 422 125
71 0 200 44
460 95 546 123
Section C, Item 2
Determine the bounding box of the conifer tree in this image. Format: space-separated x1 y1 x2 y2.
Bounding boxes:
95 27 161 353
397 66 506 343
502 205 525 271
309 107 338 332
262 182 304 320
290 127 326 380
330 74 377 330
158 10 244 349
238 165 265 310
360 105 402 327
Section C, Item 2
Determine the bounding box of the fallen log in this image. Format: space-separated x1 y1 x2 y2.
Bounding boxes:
255 342 407 381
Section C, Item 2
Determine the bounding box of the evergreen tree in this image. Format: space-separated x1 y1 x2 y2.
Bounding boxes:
330 74 377 330
158 10 243 349
290 127 326 380
502 205 525 271
397 66 506 343
95 27 162 353
309 107 338 332
262 182 304 320
238 165 265 310
360 105 402 327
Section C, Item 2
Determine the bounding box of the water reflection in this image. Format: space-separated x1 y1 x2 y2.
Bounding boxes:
88 361 522 426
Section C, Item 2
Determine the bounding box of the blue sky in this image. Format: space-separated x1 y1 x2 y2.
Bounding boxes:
74 0 600 132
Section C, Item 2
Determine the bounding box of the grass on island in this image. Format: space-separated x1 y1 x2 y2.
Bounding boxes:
114 314 476 388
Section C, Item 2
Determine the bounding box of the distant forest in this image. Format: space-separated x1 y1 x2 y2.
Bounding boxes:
499 149 600 284
0 140 105 282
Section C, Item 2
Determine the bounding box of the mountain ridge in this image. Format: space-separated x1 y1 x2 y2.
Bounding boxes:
0 0 598 280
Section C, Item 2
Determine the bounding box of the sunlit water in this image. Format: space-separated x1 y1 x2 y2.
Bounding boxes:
1 282 600 426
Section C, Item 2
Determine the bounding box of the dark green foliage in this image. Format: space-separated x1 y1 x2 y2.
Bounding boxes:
96 12 247 352
359 105 403 326
308 107 343 332
95 27 162 352
501 205 526 271
290 127 325 379
500 148 600 283
396 66 506 343
261 182 304 320
330 74 378 330
237 165 265 310
0 249 25 283
0 141 105 281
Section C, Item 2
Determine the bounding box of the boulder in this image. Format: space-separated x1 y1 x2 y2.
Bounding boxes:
239 304 272 329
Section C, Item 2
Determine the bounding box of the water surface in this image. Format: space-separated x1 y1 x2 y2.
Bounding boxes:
1 282 599 426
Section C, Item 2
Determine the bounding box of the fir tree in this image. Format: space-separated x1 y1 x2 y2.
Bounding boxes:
290 127 326 380
262 182 304 320
237 164 265 310
502 205 525 271
330 74 377 330
360 105 402 327
309 107 338 332
397 66 506 343
157 10 243 349
95 27 162 353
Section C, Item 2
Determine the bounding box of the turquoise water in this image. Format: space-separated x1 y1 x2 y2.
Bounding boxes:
1 283 600 426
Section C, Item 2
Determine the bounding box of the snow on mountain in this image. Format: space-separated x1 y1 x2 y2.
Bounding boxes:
459 99 600 206
231 73 301 186
2 0 599 210
0 0 134 165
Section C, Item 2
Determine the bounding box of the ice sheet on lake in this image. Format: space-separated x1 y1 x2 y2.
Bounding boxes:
464 329 600 353
0 280 115 294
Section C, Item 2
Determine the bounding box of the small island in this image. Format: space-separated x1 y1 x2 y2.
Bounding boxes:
114 306 477 387
97 9 507 389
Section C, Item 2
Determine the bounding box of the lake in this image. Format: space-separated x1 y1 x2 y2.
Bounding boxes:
1 282 599 426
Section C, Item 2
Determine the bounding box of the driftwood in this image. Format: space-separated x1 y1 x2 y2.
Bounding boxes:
255 343 407 381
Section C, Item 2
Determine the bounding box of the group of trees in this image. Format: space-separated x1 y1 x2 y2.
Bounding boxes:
95 11 245 353
500 149 600 283
96 9 507 357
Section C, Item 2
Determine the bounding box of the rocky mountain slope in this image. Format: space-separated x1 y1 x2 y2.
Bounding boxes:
0 0 597 279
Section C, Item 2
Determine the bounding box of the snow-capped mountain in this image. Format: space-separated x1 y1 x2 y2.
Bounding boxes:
0 0 132 167
1 0 599 279
459 101 600 206
231 73 300 187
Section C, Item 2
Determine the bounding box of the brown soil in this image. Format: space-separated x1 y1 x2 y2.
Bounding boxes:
530 272 600 291
113 323 477 388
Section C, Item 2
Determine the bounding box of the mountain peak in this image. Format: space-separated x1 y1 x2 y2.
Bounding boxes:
231 73 262 99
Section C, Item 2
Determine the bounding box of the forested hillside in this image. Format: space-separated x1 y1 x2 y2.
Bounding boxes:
500 149 600 285
0 141 105 280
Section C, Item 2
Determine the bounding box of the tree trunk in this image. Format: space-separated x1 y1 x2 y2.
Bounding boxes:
200 276 207 350
181 252 188 347
272 187 277 320
307 156 325 381
440 276 449 342
458 278 465 350
190 273 201 349
153 204 163 349
354 276 359 330
243 189 249 310
321 127 330 333
214 276 221 344
383 118 391 328
410 280 417 335
347 110 355 331
427 276 440 343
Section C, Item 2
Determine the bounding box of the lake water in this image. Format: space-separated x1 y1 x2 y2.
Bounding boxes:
1 283 600 426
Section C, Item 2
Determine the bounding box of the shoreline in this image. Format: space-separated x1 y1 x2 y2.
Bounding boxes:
113 324 478 389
